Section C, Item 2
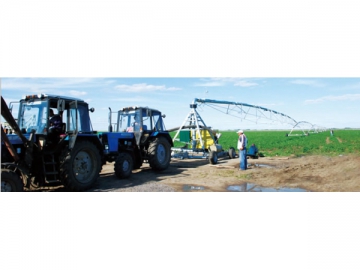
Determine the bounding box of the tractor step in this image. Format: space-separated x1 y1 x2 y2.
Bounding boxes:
42 153 60 183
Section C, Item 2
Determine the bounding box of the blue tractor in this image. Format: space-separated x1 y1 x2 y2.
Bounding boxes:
1 94 103 191
99 106 173 178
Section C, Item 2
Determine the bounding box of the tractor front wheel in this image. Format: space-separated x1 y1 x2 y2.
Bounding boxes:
114 152 133 179
1 169 23 192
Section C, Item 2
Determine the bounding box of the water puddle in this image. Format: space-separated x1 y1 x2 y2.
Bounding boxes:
227 183 308 192
183 185 205 191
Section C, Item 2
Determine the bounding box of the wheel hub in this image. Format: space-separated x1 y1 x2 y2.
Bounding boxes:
157 144 166 163
73 150 93 183
1 181 12 192
122 160 130 171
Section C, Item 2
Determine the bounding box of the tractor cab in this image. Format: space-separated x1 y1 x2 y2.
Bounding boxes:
118 107 166 132
117 106 166 146
18 94 93 133
14 94 95 148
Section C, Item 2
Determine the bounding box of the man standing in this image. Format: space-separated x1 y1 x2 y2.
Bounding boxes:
237 130 247 170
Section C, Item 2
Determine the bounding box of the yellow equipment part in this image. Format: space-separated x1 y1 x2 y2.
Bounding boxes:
191 129 215 149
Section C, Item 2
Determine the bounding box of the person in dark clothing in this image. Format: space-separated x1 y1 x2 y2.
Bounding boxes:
247 144 259 158
48 109 63 143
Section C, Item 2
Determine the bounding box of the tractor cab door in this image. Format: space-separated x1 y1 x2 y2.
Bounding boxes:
57 99 65 114
133 110 142 146
68 100 78 149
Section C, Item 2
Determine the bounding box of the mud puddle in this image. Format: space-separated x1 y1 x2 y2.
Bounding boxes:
183 185 206 191
227 183 308 192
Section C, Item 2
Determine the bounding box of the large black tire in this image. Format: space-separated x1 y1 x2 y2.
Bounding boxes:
1 169 24 192
60 141 102 191
148 136 171 171
114 152 133 179
228 147 236 159
209 151 218 164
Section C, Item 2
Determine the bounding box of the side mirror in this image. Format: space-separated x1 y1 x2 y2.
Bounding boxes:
89 107 95 113
162 114 166 118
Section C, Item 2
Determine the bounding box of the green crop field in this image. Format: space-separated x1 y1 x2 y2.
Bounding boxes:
170 129 360 157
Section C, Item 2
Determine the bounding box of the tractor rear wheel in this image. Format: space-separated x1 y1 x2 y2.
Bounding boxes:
60 141 101 191
1 169 23 192
148 136 171 171
114 152 133 179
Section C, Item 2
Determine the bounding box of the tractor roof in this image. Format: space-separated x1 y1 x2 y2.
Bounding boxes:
120 106 161 113
21 93 85 102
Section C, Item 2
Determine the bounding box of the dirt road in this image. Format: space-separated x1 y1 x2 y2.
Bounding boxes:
85 154 360 192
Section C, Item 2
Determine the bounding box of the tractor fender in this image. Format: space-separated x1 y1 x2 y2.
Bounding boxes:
74 134 104 155
1 163 29 187
150 132 174 147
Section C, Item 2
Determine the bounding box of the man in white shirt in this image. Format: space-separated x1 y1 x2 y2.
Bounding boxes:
237 130 247 170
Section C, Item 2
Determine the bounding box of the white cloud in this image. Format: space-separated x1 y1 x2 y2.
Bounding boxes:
195 78 259 87
291 79 325 87
114 83 181 92
109 97 149 103
255 102 284 107
305 94 360 104
339 81 360 90
234 80 258 87
194 81 224 87
69 90 87 96
1 78 106 94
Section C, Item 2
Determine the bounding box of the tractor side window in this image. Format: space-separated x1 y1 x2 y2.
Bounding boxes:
63 104 92 133
9 102 20 121
142 114 151 131
133 113 141 132
78 104 92 132
152 114 163 131
68 108 78 132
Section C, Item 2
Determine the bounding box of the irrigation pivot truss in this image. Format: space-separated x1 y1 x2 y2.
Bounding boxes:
171 98 326 163
194 98 298 127
287 121 327 136
194 98 327 136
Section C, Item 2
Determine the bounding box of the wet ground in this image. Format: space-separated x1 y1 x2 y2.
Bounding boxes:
182 183 308 192
24 154 360 192
227 183 308 192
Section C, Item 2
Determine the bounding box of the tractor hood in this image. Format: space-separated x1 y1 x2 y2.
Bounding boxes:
2 133 31 145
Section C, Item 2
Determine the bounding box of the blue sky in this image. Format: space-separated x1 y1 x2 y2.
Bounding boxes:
1 77 360 131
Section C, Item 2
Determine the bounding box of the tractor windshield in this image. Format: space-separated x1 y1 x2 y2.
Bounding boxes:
118 108 165 132
118 110 141 132
18 100 48 134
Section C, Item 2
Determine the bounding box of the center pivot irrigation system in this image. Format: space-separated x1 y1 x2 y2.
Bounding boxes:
170 98 326 163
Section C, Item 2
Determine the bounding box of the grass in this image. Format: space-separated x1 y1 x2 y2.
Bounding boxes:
170 129 360 157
